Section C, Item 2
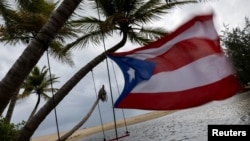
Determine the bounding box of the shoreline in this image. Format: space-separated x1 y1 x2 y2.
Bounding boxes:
31 110 177 141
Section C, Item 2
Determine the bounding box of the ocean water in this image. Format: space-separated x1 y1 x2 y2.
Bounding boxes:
79 91 250 141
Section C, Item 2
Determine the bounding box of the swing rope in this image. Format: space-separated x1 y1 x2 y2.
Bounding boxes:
46 50 61 141
110 60 129 134
104 51 119 141
94 0 119 140
91 70 106 141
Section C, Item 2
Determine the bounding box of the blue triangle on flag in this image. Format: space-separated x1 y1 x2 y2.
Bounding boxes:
108 55 156 106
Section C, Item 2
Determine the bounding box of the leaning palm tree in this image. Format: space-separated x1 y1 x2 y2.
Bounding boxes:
14 1 197 141
0 0 81 117
21 66 59 121
4 90 19 123
0 0 78 65
59 85 107 141
64 0 171 51
0 0 76 123
5 66 58 123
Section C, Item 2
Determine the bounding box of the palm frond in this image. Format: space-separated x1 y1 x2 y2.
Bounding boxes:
64 29 112 50
15 0 55 15
132 0 163 23
137 26 168 40
55 22 79 43
0 0 12 17
0 10 46 44
128 26 167 45
40 92 51 101
132 0 196 24
166 0 197 7
0 32 31 45
49 41 75 66
19 89 33 99
15 0 30 8
122 0 143 16
94 0 116 17
70 17 102 32
127 31 151 45
0 1 18 38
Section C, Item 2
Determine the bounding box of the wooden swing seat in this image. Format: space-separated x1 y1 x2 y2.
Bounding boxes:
107 131 130 141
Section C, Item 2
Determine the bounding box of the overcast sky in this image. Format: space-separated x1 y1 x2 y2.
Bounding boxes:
1 0 250 138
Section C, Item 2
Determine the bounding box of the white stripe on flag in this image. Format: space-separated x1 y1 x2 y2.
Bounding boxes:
131 54 234 93
127 20 218 60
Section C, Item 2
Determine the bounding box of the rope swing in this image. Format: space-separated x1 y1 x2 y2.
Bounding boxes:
91 70 107 141
46 50 61 141
94 0 130 140
110 60 130 134
91 63 130 141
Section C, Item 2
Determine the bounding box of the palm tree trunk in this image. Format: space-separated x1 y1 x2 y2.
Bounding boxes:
59 98 100 141
0 0 83 114
27 94 41 121
5 91 18 123
14 32 127 141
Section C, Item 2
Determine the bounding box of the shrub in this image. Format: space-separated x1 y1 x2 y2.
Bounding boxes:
0 116 25 141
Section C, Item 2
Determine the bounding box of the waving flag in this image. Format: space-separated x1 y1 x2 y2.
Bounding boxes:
108 14 242 110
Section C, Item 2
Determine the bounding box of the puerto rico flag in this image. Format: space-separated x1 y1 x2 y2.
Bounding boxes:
108 14 242 110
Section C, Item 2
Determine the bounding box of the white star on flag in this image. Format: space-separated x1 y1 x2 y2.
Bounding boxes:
127 68 135 82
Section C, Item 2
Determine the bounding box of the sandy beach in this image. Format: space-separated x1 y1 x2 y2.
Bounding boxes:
31 110 176 141
30 91 250 141
80 91 250 141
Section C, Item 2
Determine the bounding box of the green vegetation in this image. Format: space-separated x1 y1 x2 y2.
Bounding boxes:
221 17 250 86
0 116 25 141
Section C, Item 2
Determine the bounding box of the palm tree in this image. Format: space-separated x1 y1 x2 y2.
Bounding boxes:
21 66 59 121
64 0 190 50
0 0 79 114
5 66 58 123
59 85 107 141
4 90 19 123
14 1 197 140
0 0 78 65
0 0 76 124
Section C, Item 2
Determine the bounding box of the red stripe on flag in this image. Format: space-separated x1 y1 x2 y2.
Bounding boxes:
110 15 216 57
147 38 222 73
116 76 241 110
